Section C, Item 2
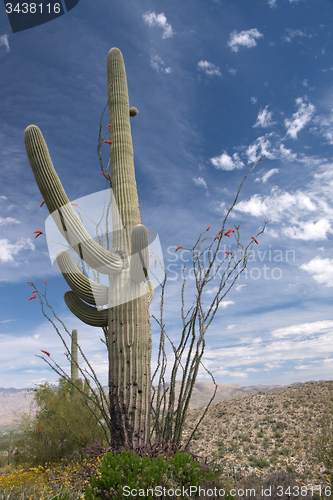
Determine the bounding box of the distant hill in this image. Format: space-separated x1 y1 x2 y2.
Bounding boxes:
0 379 316 431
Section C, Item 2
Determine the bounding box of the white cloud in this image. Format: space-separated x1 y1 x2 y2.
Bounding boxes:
311 114 333 145
0 237 35 264
255 168 279 183
234 190 317 223
246 135 276 163
285 97 316 139
282 29 311 43
283 219 333 241
250 97 258 104
228 29 263 53
197 60 221 77
143 11 173 39
267 0 277 6
0 35 10 53
193 177 208 189
210 152 244 171
228 68 237 75
218 300 235 309
300 257 333 287
278 144 298 161
270 320 333 339
149 53 172 74
0 216 20 226
253 106 276 128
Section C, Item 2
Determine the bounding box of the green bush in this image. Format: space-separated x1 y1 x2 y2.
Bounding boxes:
13 377 109 466
84 449 225 499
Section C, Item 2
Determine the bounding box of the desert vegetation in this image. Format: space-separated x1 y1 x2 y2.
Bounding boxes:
0 379 333 499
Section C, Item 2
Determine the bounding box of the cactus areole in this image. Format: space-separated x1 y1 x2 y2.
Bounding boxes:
24 48 153 450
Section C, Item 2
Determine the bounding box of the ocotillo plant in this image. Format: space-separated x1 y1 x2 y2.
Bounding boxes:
24 47 154 450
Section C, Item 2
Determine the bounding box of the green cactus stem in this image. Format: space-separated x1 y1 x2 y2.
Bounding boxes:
25 47 154 450
71 329 79 382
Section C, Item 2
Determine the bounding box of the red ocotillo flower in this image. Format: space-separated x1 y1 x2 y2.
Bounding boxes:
214 235 220 240
44 280 47 285
34 231 43 239
224 251 232 255
107 124 111 128
32 290 38 294
104 140 113 144
41 350 50 357
71 202 78 206
251 237 259 244
175 246 183 252
226 229 235 233
40 200 45 207
28 295 37 301
234 225 240 230
224 233 231 237
206 226 211 231
27 281 33 285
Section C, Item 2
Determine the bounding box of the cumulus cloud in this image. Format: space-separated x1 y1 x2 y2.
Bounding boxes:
228 28 263 53
0 35 10 53
246 135 276 163
253 106 276 128
283 219 333 241
210 152 244 170
300 257 333 287
233 190 317 223
143 11 173 39
193 177 208 189
0 237 35 264
250 97 258 104
267 0 277 6
149 53 172 74
285 97 316 139
197 60 221 77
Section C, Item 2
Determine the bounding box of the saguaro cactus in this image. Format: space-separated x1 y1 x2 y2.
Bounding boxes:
24 48 154 450
71 328 79 382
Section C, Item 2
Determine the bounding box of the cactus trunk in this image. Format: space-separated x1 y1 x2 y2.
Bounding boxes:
71 328 79 382
24 47 152 450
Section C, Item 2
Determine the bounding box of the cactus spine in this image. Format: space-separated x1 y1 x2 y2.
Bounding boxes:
24 48 153 449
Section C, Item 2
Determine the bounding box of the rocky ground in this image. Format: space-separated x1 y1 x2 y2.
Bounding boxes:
181 380 333 495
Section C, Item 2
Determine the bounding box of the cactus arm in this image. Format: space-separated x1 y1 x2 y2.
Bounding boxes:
56 249 109 306
64 291 108 327
24 124 124 276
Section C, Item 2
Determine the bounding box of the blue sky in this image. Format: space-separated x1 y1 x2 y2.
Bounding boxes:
1 0 333 390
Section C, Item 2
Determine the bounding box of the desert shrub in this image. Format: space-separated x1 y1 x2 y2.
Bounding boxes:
84 449 224 500
12 377 109 466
